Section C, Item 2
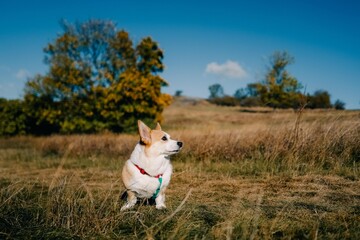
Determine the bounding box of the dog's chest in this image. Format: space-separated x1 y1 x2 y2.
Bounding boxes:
130 167 172 198
124 144 173 198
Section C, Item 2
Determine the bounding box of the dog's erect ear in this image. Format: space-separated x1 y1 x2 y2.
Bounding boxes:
138 120 151 145
155 122 162 131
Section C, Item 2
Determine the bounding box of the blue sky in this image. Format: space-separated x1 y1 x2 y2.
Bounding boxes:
1 0 359 109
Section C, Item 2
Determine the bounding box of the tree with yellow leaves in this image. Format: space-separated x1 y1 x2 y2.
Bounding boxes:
24 19 171 134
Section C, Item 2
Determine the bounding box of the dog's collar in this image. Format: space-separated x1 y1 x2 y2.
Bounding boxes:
133 163 163 179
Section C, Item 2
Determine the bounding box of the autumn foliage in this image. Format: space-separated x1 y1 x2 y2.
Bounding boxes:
0 20 171 135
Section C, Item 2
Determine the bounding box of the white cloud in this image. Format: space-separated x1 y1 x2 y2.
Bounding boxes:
205 60 247 79
15 69 31 79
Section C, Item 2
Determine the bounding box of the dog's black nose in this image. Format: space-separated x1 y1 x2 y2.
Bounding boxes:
177 142 183 148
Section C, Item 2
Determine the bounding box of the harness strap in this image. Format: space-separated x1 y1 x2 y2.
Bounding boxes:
133 163 163 199
152 177 162 199
134 164 163 178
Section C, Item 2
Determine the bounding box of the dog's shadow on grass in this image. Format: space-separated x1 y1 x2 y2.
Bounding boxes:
120 191 156 206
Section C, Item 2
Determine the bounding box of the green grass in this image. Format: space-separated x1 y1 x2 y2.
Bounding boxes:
0 99 359 239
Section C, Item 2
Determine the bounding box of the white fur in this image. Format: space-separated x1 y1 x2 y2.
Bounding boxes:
121 122 182 210
124 144 172 199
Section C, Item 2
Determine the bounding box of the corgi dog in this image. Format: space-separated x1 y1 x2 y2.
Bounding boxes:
121 120 183 210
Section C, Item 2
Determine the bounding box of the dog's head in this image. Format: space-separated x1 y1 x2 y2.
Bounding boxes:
138 120 183 157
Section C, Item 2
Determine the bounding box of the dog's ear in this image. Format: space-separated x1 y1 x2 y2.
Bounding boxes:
155 122 162 131
138 120 151 145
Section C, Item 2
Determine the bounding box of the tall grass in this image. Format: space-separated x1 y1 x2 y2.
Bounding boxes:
174 115 359 178
0 101 359 239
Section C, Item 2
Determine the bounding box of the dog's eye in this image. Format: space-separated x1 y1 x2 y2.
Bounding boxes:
161 136 168 141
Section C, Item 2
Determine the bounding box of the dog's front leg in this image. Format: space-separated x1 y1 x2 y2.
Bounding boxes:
155 187 167 210
121 190 137 211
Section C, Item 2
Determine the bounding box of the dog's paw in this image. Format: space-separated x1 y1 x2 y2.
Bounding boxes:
120 205 130 211
120 202 135 211
155 203 167 210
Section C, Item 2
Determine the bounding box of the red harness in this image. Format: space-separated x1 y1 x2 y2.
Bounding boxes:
134 164 163 179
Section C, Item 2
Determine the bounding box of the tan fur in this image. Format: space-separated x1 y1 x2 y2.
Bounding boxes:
121 162 134 187
150 130 165 142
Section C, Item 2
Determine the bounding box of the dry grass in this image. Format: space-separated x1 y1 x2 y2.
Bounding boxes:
0 98 359 239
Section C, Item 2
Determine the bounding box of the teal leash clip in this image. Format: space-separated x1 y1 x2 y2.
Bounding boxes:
151 176 163 199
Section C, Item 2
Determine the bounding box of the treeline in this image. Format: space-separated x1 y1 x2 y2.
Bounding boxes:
0 20 171 136
0 22 346 136
208 51 345 110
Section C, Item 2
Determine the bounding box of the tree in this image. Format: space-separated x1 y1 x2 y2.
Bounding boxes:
307 90 332 109
334 99 346 110
256 51 302 108
109 30 136 78
174 90 183 97
208 83 224 99
0 99 27 136
24 19 171 134
234 88 247 100
246 83 260 97
136 37 165 75
113 69 171 131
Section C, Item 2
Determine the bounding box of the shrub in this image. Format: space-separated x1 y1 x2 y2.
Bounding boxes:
0 99 27 136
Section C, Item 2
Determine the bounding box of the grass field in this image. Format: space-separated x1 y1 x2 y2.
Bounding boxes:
1 97 359 239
